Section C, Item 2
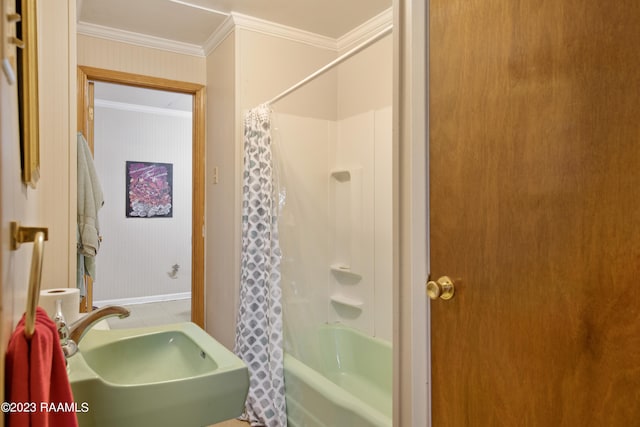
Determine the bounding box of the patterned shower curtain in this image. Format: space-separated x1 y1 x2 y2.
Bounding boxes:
235 104 287 427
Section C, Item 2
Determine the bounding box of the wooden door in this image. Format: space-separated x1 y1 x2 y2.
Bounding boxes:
429 1 640 425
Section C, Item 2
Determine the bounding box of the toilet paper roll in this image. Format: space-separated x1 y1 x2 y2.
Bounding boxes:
39 288 80 324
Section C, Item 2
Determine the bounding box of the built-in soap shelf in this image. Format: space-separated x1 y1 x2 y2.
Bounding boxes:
329 166 362 276
329 294 363 310
330 263 362 279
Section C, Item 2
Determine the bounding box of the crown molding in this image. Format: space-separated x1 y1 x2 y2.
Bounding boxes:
337 7 393 52
94 99 193 117
206 12 338 53
77 21 205 57
202 14 236 55
231 13 337 50
79 8 394 58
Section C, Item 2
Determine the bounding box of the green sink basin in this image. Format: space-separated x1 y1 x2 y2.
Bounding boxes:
82 330 218 385
68 322 248 427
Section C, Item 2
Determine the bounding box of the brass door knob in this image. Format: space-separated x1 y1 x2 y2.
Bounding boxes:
426 276 455 300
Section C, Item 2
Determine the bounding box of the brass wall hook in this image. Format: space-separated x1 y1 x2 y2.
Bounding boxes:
7 13 22 23
10 221 48 250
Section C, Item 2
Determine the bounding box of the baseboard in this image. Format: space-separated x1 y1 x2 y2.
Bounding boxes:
94 292 191 307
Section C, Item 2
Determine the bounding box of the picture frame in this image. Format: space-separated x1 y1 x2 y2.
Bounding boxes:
125 161 173 218
16 0 40 188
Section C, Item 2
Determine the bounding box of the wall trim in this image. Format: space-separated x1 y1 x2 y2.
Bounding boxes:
204 9 393 56
202 14 236 55
77 21 205 57
338 7 393 52
229 12 337 50
78 7 393 58
94 99 193 117
94 292 191 307
395 0 428 425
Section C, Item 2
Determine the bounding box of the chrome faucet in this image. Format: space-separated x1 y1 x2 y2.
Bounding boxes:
63 306 130 358
52 298 76 359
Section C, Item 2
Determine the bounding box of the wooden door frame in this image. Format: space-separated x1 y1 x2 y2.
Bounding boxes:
77 66 206 328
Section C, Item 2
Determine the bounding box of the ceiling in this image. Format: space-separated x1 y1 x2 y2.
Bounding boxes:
77 0 392 45
83 0 391 112
94 82 193 112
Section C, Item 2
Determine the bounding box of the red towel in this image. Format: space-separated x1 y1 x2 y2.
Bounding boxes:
5 307 79 427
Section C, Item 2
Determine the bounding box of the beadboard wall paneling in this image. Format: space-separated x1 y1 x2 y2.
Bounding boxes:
77 34 206 85
205 32 236 348
39 0 76 289
93 104 192 302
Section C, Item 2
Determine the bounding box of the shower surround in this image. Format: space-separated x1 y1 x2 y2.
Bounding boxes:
274 105 392 426
269 31 393 426
274 107 392 343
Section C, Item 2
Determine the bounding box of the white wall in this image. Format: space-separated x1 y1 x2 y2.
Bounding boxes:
205 28 337 349
337 35 393 120
236 30 337 112
92 103 192 302
373 106 393 342
205 32 237 347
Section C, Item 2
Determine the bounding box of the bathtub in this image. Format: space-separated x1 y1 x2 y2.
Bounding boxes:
283 324 392 427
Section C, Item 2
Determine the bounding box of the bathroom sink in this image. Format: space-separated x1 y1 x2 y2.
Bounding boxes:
68 322 249 427
81 330 218 385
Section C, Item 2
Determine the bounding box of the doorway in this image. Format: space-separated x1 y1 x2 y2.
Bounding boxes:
78 66 205 327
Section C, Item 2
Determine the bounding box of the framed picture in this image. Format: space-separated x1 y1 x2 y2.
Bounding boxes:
16 0 40 188
126 161 173 218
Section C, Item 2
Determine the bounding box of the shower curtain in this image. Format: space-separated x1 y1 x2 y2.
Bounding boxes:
235 104 287 427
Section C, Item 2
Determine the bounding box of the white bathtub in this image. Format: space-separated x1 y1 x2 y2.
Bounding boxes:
284 324 392 427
